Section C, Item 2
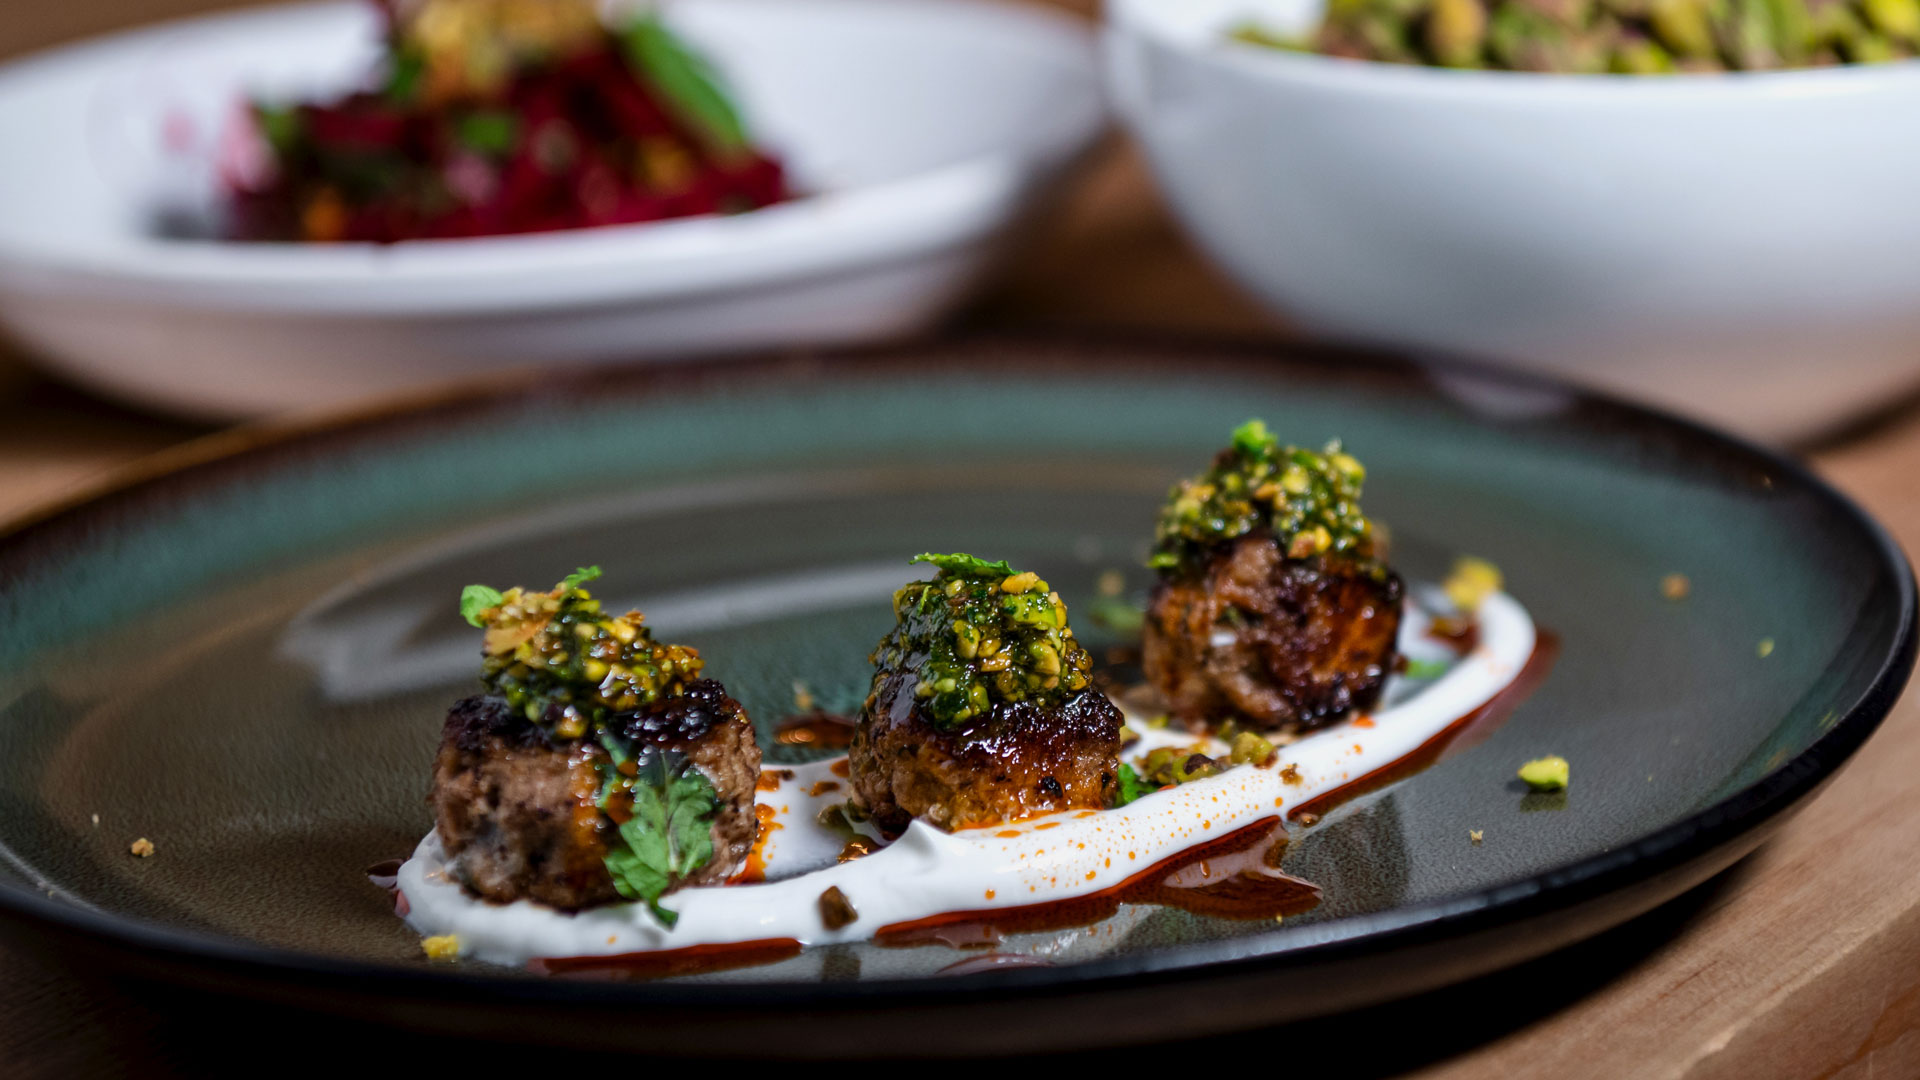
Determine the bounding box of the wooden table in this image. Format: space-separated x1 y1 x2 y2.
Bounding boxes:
4 4 1920 1076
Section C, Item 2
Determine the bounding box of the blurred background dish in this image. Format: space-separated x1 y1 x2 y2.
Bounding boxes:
0 0 1105 420
1108 0 1920 441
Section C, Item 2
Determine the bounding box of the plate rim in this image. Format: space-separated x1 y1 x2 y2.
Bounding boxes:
0 334 1911 1012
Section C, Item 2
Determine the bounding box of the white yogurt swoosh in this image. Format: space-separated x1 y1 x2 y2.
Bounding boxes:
398 590 1536 966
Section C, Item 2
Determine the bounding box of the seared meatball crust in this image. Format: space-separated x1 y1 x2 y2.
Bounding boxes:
849 668 1122 834
431 678 761 910
1144 532 1402 732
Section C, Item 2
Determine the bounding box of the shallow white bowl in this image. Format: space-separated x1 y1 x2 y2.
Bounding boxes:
0 0 1104 419
1108 0 1920 441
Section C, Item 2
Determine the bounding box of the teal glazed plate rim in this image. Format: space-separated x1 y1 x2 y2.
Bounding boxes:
0 337 1911 1057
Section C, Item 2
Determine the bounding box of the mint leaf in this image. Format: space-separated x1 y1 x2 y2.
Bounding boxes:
911 553 1017 579
1403 658 1451 680
620 14 749 154
602 754 720 928
561 565 603 591
459 584 503 627
1114 762 1162 807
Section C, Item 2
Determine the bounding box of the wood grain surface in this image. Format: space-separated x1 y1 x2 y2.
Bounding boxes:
2 3 1918 1076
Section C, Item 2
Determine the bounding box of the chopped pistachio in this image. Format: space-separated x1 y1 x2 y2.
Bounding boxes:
1518 755 1571 791
1232 0 1915 69
1230 730 1277 765
465 568 703 731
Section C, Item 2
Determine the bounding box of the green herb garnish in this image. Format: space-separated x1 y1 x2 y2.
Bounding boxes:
911 552 1017 579
1115 762 1162 806
600 752 720 927
1403 658 1451 680
459 584 505 627
620 13 749 154
1151 420 1379 577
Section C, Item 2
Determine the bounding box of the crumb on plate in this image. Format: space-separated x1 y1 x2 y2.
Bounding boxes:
422 934 462 962
129 838 154 857
1661 573 1690 600
1519 755 1570 792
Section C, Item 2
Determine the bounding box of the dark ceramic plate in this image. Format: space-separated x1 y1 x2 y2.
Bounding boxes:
0 340 1910 1056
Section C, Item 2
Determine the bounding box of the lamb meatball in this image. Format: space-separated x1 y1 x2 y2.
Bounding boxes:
431 568 760 917
848 554 1122 833
1143 423 1403 731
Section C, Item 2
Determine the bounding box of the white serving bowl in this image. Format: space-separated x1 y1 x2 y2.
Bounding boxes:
1107 0 1920 441
0 0 1104 419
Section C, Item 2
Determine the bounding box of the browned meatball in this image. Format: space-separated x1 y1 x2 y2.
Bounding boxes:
849 667 1122 834
1144 532 1402 732
431 678 760 910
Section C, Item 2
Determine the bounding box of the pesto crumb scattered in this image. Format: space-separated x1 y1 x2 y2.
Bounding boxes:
1443 556 1503 613
1469 829 1484 844
1661 573 1690 601
1758 638 1775 658
1518 755 1570 792
1230 730 1276 765
422 934 462 961
129 838 154 857
818 885 859 930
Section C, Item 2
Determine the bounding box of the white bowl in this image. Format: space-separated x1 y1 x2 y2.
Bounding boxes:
0 0 1104 419
1107 0 1920 441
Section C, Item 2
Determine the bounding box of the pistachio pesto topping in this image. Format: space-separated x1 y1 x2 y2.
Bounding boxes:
1150 420 1378 576
872 553 1094 730
460 566 704 740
